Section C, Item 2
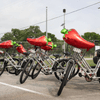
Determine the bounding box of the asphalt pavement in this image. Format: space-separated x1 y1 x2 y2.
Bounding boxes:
0 72 100 100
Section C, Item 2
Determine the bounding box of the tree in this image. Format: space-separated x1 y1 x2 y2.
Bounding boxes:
81 32 100 57
0 25 64 54
1 25 60 42
1 26 43 41
1 32 13 41
42 32 57 42
81 32 100 43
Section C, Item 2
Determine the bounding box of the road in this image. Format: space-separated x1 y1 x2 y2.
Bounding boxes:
85 58 92 60
0 72 100 100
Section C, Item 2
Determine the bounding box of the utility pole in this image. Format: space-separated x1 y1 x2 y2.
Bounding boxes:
63 9 66 53
46 7 48 38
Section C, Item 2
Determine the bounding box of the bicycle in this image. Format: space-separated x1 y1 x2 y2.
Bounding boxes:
0 40 32 76
57 28 100 96
20 43 74 84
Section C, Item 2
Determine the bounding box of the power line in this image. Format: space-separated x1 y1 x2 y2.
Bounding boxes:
49 1 100 21
0 1 100 35
18 1 100 29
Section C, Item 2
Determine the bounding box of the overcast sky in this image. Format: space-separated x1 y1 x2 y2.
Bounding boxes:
0 0 100 40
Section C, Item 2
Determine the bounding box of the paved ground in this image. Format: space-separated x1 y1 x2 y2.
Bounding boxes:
0 72 100 100
85 58 92 60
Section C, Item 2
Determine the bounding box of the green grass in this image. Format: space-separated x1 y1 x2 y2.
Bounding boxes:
86 60 96 66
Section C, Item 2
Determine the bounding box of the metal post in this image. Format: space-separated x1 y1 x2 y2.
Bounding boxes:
46 7 48 38
63 9 66 28
63 9 66 53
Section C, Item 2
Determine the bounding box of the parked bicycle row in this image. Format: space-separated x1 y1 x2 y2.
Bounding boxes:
0 28 100 96
0 35 75 95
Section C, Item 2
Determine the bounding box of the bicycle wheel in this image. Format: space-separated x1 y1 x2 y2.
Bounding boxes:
15 59 33 76
54 58 74 81
15 59 25 76
20 59 33 84
31 62 41 79
99 79 100 83
57 60 74 96
6 58 20 75
0 59 7 76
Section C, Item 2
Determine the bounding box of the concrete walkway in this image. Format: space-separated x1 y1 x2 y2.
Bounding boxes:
85 58 92 60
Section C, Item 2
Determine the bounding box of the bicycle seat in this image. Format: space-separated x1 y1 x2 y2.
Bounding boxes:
63 52 71 56
53 54 61 58
62 29 95 51
23 52 31 56
16 44 27 54
0 40 13 49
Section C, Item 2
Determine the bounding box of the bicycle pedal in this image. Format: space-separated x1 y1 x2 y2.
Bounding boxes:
78 73 82 77
49 72 52 74
44 72 52 75
52 68 56 71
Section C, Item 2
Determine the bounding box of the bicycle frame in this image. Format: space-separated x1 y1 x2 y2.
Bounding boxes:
30 47 67 75
72 48 100 81
3 50 29 71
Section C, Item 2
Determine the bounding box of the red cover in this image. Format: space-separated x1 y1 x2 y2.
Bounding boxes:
41 42 52 51
0 40 13 49
27 36 51 46
62 29 95 51
16 44 26 54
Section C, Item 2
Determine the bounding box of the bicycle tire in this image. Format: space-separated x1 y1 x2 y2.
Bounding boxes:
31 62 41 79
54 58 74 81
6 58 20 75
15 69 22 75
15 59 34 76
71 65 80 78
99 78 100 83
20 59 33 84
57 61 74 96
0 59 7 76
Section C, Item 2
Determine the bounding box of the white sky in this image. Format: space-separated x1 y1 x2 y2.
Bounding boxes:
0 0 100 40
